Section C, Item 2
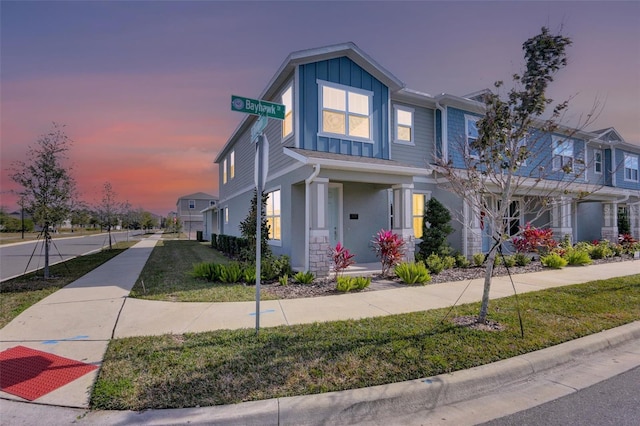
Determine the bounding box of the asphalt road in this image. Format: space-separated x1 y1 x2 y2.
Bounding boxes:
0 231 143 281
480 366 640 426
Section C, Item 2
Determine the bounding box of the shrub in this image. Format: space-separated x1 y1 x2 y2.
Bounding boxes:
512 223 558 254
513 253 531 267
243 265 256 283
418 197 453 258
564 249 592 266
619 234 638 254
336 276 371 292
261 255 292 281
502 255 516 268
371 229 406 276
472 253 485 267
219 262 243 283
493 254 502 267
191 262 222 282
442 255 456 270
541 252 568 269
455 253 470 268
590 240 614 259
278 274 289 286
293 271 315 284
425 253 445 274
394 262 431 285
329 242 356 279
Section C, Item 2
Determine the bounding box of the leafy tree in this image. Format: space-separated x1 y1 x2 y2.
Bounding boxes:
141 211 156 230
436 27 598 323
418 197 454 258
10 123 77 278
95 182 122 249
239 189 271 261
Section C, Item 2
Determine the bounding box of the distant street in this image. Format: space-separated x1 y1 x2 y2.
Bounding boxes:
0 231 143 281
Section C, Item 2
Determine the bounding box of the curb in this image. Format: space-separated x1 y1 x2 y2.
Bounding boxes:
82 321 640 425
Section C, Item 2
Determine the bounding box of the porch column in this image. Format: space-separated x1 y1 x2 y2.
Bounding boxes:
601 202 618 242
392 184 415 262
308 178 331 277
464 199 483 256
628 203 640 240
550 196 573 244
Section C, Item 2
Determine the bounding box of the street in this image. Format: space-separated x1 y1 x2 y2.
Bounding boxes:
0 231 143 281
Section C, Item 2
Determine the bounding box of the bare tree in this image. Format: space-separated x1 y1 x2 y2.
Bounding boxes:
95 182 122 250
10 123 77 278
436 27 601 323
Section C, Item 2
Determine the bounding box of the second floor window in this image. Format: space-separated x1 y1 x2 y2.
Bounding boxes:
230 151 235 180
624 153 639 182
465 115 480 158
395 106 414 144
318 81 372 141
188 200 195 209
222 159 227 184
594 149 603 174
282 85 293 139
552 136 574 171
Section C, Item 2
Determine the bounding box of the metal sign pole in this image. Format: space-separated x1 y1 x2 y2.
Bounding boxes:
255 133 263 335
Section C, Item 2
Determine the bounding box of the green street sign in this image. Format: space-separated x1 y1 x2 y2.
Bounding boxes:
231 95 285 120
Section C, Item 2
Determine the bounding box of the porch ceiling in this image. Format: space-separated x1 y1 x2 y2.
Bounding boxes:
284 148 432 177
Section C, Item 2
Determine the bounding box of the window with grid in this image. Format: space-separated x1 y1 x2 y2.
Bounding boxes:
395 106 414 144
266 189 281 240
319 81 371 140
594 149 603 174
465 115 480 158
552 136 574 171
624 153 638 182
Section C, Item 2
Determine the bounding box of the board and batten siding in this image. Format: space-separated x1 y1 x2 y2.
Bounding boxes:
390 102 434 168
298 57 389 159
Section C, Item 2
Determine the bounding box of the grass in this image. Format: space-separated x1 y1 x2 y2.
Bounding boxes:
129 240 275 302
92 274 640 411
0 241 135 328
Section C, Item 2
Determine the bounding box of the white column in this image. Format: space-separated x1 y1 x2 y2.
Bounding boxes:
550 196 573 244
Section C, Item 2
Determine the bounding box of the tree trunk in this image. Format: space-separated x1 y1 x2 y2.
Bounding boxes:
478 247 497 323
44 227 51 279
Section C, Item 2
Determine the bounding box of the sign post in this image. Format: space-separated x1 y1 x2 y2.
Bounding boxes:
231 95 284 335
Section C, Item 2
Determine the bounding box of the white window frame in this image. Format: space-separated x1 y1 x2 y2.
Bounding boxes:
317 79 373 143
281 84 294 141
230 151 235 180
394 105 414 145
594 149 603 175
624 153 639 182
188 199 195 209
222 158 227 184
224 207 229 224
265 188 282 243
465 115 480 159
552 136 574 171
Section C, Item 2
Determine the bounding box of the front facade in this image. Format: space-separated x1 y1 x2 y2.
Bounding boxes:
215 43 640 277
176 192 217 240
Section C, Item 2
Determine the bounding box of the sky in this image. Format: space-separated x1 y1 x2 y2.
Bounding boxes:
1 1 639 216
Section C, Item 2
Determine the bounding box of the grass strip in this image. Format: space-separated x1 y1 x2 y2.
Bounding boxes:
92 274 640 411
0 241 135 328
129 240 274 302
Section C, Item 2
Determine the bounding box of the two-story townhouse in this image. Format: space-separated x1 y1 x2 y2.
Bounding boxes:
176 192 217 240
215 42 640 277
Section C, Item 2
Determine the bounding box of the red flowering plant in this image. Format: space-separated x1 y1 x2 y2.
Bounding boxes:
371 229 406 276
511 223 557 255
329 242 356 280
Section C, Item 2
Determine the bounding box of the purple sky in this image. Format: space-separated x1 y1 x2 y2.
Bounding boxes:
2 1 639 215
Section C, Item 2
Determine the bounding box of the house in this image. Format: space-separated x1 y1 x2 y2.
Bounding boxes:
215 42 640 277
175 192 217 240
201 204 219 241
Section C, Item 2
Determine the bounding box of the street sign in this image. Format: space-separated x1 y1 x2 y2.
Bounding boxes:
231 95 285 120
251 115 268 142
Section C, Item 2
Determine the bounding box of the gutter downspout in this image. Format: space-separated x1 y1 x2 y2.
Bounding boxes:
304 164 321 272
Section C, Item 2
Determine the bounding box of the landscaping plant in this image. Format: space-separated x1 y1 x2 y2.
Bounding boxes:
425 253 445 274
394 262 431 285
540 252 568 269
293 271 315 284
418 197 454 258
563 249 592 266
371 229 406 276
336 276 371 292
330 242 356 279
512 223 558 255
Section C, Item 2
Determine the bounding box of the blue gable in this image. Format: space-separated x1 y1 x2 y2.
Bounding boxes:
299 57 389 159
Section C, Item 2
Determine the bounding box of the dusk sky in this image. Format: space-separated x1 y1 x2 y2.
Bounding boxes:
2 1 639 216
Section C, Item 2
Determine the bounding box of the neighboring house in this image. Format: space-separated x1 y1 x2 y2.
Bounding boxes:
215 42 640 277
176 192 217 240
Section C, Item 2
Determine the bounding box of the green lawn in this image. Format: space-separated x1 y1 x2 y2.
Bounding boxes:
92 274 640 410
129 239 276 302
0 242 135 328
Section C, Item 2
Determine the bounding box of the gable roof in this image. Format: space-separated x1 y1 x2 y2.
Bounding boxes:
176 192 217 202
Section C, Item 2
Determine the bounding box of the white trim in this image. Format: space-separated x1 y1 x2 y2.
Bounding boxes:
317 79 374 143
464 114 480 159
623 152 639 182
280 82 294 143
265 186 282 242
393 104 415 145
551 135 574 171
294 66 301 148
594 148 603 175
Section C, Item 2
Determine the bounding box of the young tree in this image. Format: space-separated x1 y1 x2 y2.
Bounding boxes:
436 27 599 323
239 189 271 261
10 123 77 278
95 182 121 249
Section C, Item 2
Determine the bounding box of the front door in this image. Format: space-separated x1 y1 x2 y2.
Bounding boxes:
328 185 342 248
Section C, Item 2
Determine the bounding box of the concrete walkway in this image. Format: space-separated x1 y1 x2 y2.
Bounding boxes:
0 238 639 424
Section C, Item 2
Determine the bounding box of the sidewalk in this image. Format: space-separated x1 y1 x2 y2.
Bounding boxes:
0 240 638 424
